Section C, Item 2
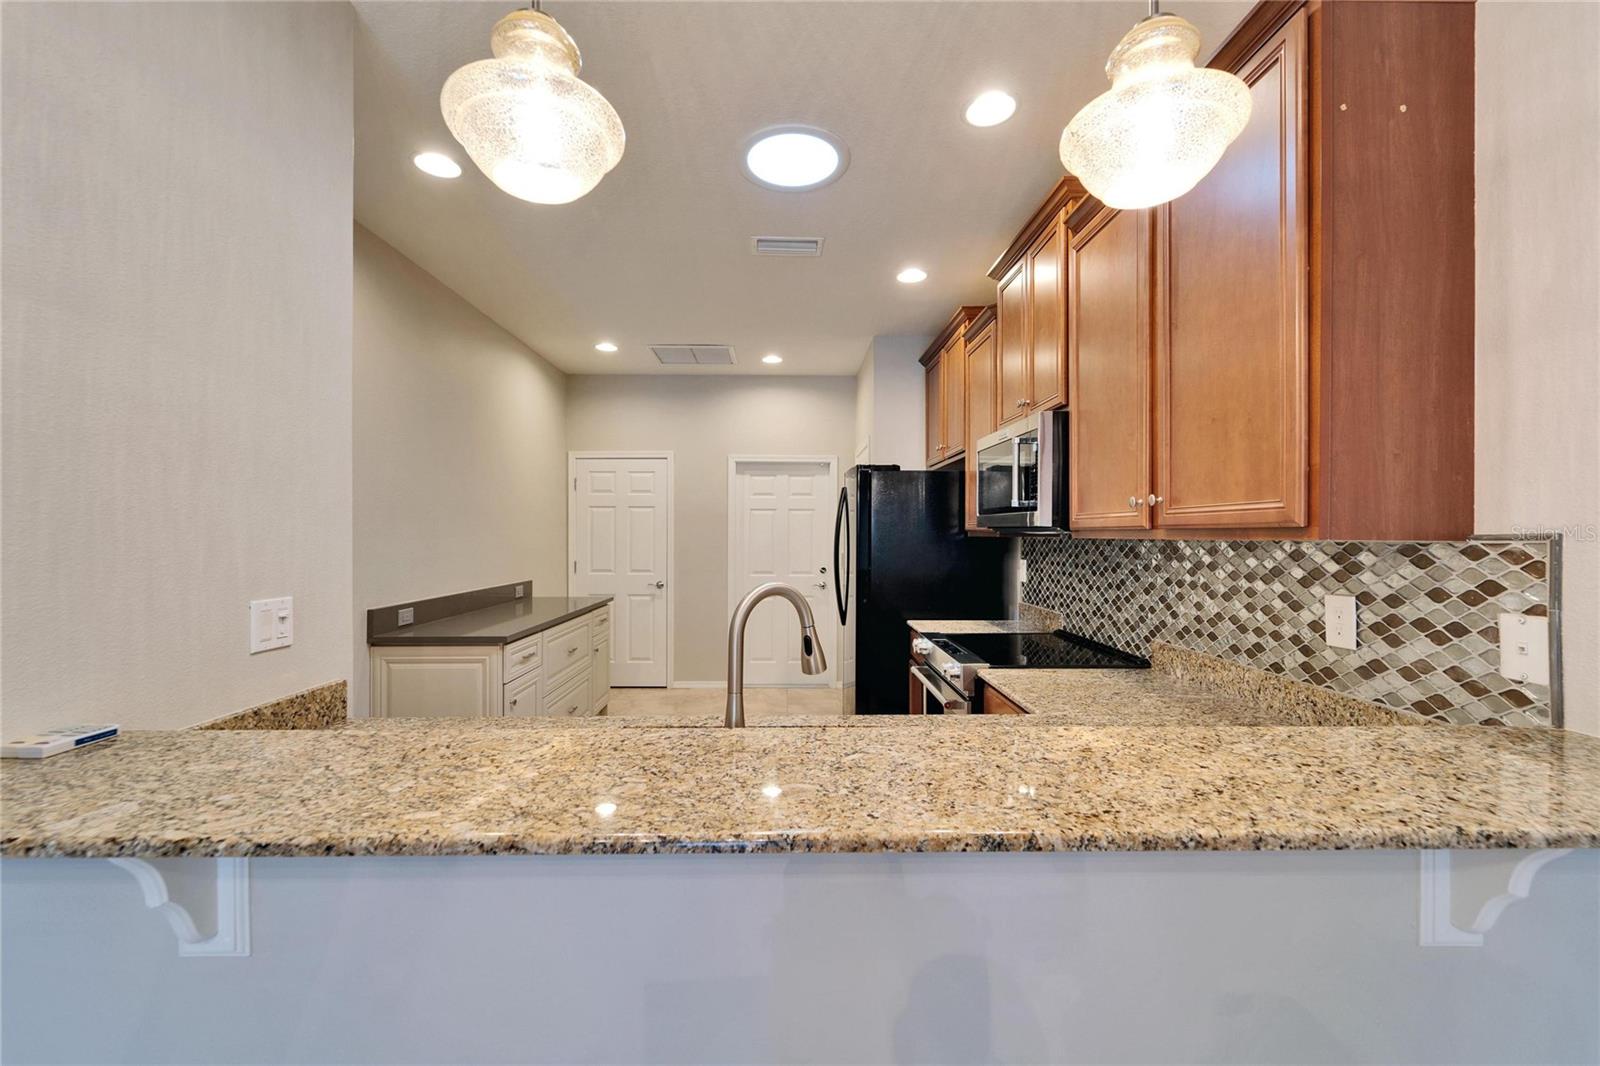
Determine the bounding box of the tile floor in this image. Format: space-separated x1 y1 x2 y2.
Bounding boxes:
606 687 845 718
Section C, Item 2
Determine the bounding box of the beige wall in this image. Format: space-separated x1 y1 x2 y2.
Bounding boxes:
565 375 857 682
0 2 354 735
353 226 568 714
855 335 931 471
1476 1 1600 736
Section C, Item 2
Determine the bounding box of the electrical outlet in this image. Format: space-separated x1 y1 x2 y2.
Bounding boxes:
397 606 414 626
1498 613 1549 685
515 584 525 598
249 597 293 653
1323 593 1358 650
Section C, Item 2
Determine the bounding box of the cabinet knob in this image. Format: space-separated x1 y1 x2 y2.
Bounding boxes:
1147 494 1163 507
1128 496 1139 509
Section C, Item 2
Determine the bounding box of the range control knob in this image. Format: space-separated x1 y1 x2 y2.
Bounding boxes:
912 638 934 656
941 661 964 682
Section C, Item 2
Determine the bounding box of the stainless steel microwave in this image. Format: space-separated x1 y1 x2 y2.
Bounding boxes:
973 410 1068 533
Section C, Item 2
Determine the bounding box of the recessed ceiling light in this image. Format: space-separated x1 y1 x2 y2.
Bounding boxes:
594 341 618 353
897 267 928 284
762 353 783 365
965 90 1017 128
743 126 848 191
413 151 462 178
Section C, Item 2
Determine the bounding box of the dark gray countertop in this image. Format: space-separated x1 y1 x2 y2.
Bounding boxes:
369 595 611 647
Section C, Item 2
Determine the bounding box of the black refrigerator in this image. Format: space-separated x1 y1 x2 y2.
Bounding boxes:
833 465 1014 714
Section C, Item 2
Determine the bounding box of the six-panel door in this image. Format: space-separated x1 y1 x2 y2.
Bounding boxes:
570 456 670 686
730 460 837 687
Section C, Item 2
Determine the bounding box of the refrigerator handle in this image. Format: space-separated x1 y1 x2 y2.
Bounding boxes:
833 486 850 625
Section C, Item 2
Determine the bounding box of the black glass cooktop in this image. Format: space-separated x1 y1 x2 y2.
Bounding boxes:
938 631 1147 670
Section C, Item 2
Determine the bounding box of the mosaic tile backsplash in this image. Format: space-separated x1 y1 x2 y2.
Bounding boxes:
1019 537 1557 727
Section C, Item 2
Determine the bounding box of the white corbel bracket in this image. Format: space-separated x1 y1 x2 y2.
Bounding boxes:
1419 848 1574 947
108 857 250 957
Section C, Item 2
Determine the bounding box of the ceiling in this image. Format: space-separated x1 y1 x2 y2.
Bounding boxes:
353 1 1253 376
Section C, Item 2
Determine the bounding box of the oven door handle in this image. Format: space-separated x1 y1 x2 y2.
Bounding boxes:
912 665 967 713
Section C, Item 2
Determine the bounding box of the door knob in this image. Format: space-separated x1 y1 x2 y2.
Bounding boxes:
650 580 665 589
814 581 827 589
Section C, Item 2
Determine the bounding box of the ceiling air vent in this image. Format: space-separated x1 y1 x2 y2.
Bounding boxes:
650 344 737 366
751 236 824 257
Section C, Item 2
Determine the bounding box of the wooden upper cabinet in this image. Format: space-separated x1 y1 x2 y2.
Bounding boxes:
940 333 965 463
923 353 944 467
1026 220 1067 412
962 312 998 533
995 261 1029 424
965 318 998 443
1068 205 1152 531
920 306 984 469
1154 9 1308 530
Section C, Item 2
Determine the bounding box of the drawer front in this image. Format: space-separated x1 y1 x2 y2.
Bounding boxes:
544 618 591 686
502 633 543 682
541 667 592 718
503 669 540 716
591 606 611 649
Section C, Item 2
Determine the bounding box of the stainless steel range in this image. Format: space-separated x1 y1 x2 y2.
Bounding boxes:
909 630 1147 714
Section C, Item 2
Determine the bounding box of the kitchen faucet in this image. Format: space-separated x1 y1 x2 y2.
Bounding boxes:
725 582 827 727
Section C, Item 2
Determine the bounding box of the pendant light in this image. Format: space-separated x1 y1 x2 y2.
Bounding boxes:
1059 1 1251 210
441 4 625 205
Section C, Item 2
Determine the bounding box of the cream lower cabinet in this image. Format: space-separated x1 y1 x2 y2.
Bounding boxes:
370 647 503 717
369 604 611 717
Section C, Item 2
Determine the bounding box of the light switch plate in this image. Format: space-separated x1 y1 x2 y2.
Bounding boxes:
1498 613 1549 685
1324 594 1358 650
397 606 414 626
249 597 293 654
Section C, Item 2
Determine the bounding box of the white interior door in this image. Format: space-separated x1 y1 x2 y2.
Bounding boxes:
730 459 837 687
570 455 669 687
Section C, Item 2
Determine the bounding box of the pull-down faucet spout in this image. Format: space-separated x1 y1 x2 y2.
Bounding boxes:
725 582 827 727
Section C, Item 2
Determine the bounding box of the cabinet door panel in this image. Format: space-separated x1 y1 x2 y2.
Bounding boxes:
924 356 943 466
1068 207 1152 530
963 324 997 531
996 262 1029 424
941 337 965 461
1027 221 1066 411
1156 13 1308 529
591 639 610 712
370 647 501 717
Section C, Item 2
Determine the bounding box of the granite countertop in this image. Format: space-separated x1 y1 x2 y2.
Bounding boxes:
369 595 611 646
9 641 1595 858
6 711 1598 857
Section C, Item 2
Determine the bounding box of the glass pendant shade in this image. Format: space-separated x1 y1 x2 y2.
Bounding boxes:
1059 14 1251 210
441 10 625 205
